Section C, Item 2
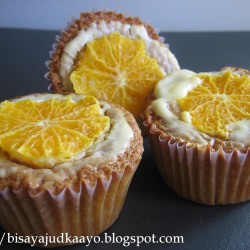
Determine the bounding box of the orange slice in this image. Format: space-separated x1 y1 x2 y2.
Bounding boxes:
177 70 250 138
70 32 164 117
0 95 110 168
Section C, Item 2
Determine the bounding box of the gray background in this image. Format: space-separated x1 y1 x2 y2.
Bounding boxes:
0 0 250 31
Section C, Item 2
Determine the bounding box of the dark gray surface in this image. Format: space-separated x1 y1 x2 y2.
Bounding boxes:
0 28 250 250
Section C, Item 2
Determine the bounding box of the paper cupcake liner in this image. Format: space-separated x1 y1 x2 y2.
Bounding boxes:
144 120 250 205
0 165 136 247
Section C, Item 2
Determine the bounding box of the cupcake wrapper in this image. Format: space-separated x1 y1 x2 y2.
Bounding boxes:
0 166 135 247
145 122 250 205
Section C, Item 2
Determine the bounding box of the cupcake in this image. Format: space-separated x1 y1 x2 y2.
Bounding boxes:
47 11 180 117
144 67 250 205
0 93 143 247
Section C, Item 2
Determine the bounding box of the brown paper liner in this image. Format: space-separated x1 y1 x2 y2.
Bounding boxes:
0 165 136 247
144 111 250 205
0 100 143 247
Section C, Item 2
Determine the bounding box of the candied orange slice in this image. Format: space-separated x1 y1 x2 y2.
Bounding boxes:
0 95 110 168
178 70 250 138
70 33 164 117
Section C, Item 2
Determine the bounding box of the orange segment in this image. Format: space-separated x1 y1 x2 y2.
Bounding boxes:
177 70 250 138
70 32 164 117
0 95 110 168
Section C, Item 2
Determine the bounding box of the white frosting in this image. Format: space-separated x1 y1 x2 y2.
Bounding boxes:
151 98 209 145
86 107 133 159
227 120 250 145
0 94 134 185
154 69 202 103
59 21 180 91
152 69 250 146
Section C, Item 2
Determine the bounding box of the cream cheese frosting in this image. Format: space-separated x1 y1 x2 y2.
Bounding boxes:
151 69 250 146
227 120 250 145
0 94 133 187
59 21 180 91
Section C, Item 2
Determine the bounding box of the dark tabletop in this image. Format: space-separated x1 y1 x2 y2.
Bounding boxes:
0 28 250 250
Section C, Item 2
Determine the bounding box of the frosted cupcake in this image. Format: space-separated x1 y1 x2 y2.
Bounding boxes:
144 67 250 205
0 93 143 247
47 11 179 117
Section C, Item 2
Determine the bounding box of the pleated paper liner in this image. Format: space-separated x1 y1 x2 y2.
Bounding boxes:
0 100 143 247
143 109 250 205
0 164 138 247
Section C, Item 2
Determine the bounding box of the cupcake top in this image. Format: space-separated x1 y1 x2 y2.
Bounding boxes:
0 93 142 192
147 67 250 150
48 11 180 117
